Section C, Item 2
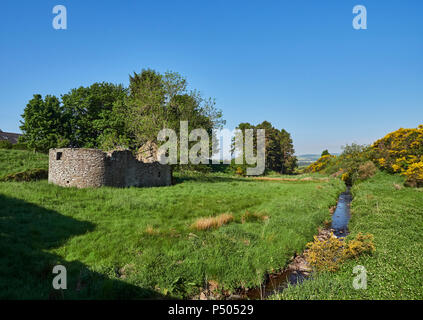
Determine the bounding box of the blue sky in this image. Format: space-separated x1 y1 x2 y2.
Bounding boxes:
0 0 422 154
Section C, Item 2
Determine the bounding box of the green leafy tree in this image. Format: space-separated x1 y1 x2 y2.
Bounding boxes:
232 121 297 174
123 69 225 152
20 94 67 152
19 69 225 159
231 122 255 171
61 82 127 148
278 128 297 174
255 121 282 172
321 149 330 157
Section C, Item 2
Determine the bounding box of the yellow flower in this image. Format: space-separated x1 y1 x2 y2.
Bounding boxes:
378 158 386 166
391 164 401 172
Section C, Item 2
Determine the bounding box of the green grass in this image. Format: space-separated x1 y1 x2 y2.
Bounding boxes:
263 172 329 179
0 151 344 299
0 149 48 179
272 171 423 300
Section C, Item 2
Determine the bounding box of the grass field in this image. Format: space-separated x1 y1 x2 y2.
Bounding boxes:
0 149 48 179
0 149 344 299
272 172 423 299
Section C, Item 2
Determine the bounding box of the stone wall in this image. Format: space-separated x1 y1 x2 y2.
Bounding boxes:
48 148 172 188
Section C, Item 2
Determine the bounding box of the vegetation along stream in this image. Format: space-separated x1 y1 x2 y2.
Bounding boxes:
243 186 352 299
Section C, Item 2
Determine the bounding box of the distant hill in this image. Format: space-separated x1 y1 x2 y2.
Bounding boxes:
0 129 22 144
296 153 339 167
297 154 321 161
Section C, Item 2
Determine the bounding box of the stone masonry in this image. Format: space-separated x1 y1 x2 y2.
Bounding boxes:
48 148 172 188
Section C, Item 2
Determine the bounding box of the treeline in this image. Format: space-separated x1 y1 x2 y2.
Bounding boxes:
19 68 297 175
20 69 224 153
234 121 297 174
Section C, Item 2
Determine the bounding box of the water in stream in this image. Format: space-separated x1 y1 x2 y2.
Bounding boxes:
244 268 308 299
331 187 352 237
243 186 352 299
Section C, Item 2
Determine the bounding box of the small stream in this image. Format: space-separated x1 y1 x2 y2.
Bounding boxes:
243 186 352 299
331 186 352 237
243 268 308 300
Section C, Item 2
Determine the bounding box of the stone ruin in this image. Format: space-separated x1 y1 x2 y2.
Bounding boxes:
136 140 160 163
48 148 172 188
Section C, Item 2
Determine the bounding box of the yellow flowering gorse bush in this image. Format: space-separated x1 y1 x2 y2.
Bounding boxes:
305 233 375 272
372 125 423 187
306 154 336 173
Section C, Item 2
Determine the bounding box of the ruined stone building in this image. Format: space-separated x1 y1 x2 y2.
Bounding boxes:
48 148 172 188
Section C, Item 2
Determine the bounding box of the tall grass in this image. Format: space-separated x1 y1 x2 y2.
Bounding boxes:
0 149 48 178
191 213 234 230
272 172 423 300
0 165 344 299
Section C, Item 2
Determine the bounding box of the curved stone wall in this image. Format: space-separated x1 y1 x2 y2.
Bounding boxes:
48 148 172 188
49 148 107 188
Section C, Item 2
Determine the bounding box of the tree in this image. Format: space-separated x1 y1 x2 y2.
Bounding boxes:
123 69 225 153
256 121 280 172
61 82 127 148
321 149 330 157
278 128 297 174
19 69 225 159
20 94 67 152
232 121 297 174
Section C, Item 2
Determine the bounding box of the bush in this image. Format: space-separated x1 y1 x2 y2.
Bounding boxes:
11 143 28 150
306 154 336 173
357 161 377 181
307 144 374 185
305 232 375 272
0 168 48 182
343 233 376 259
0 140 13 149
341 172 349 183
235 166 245 176
371 125 423 187
173 163 212 174
403 161 423 188
372 125 423 173
305 233 345 272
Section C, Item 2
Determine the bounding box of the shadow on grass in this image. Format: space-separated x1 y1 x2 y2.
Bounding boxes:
0 194 166 299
